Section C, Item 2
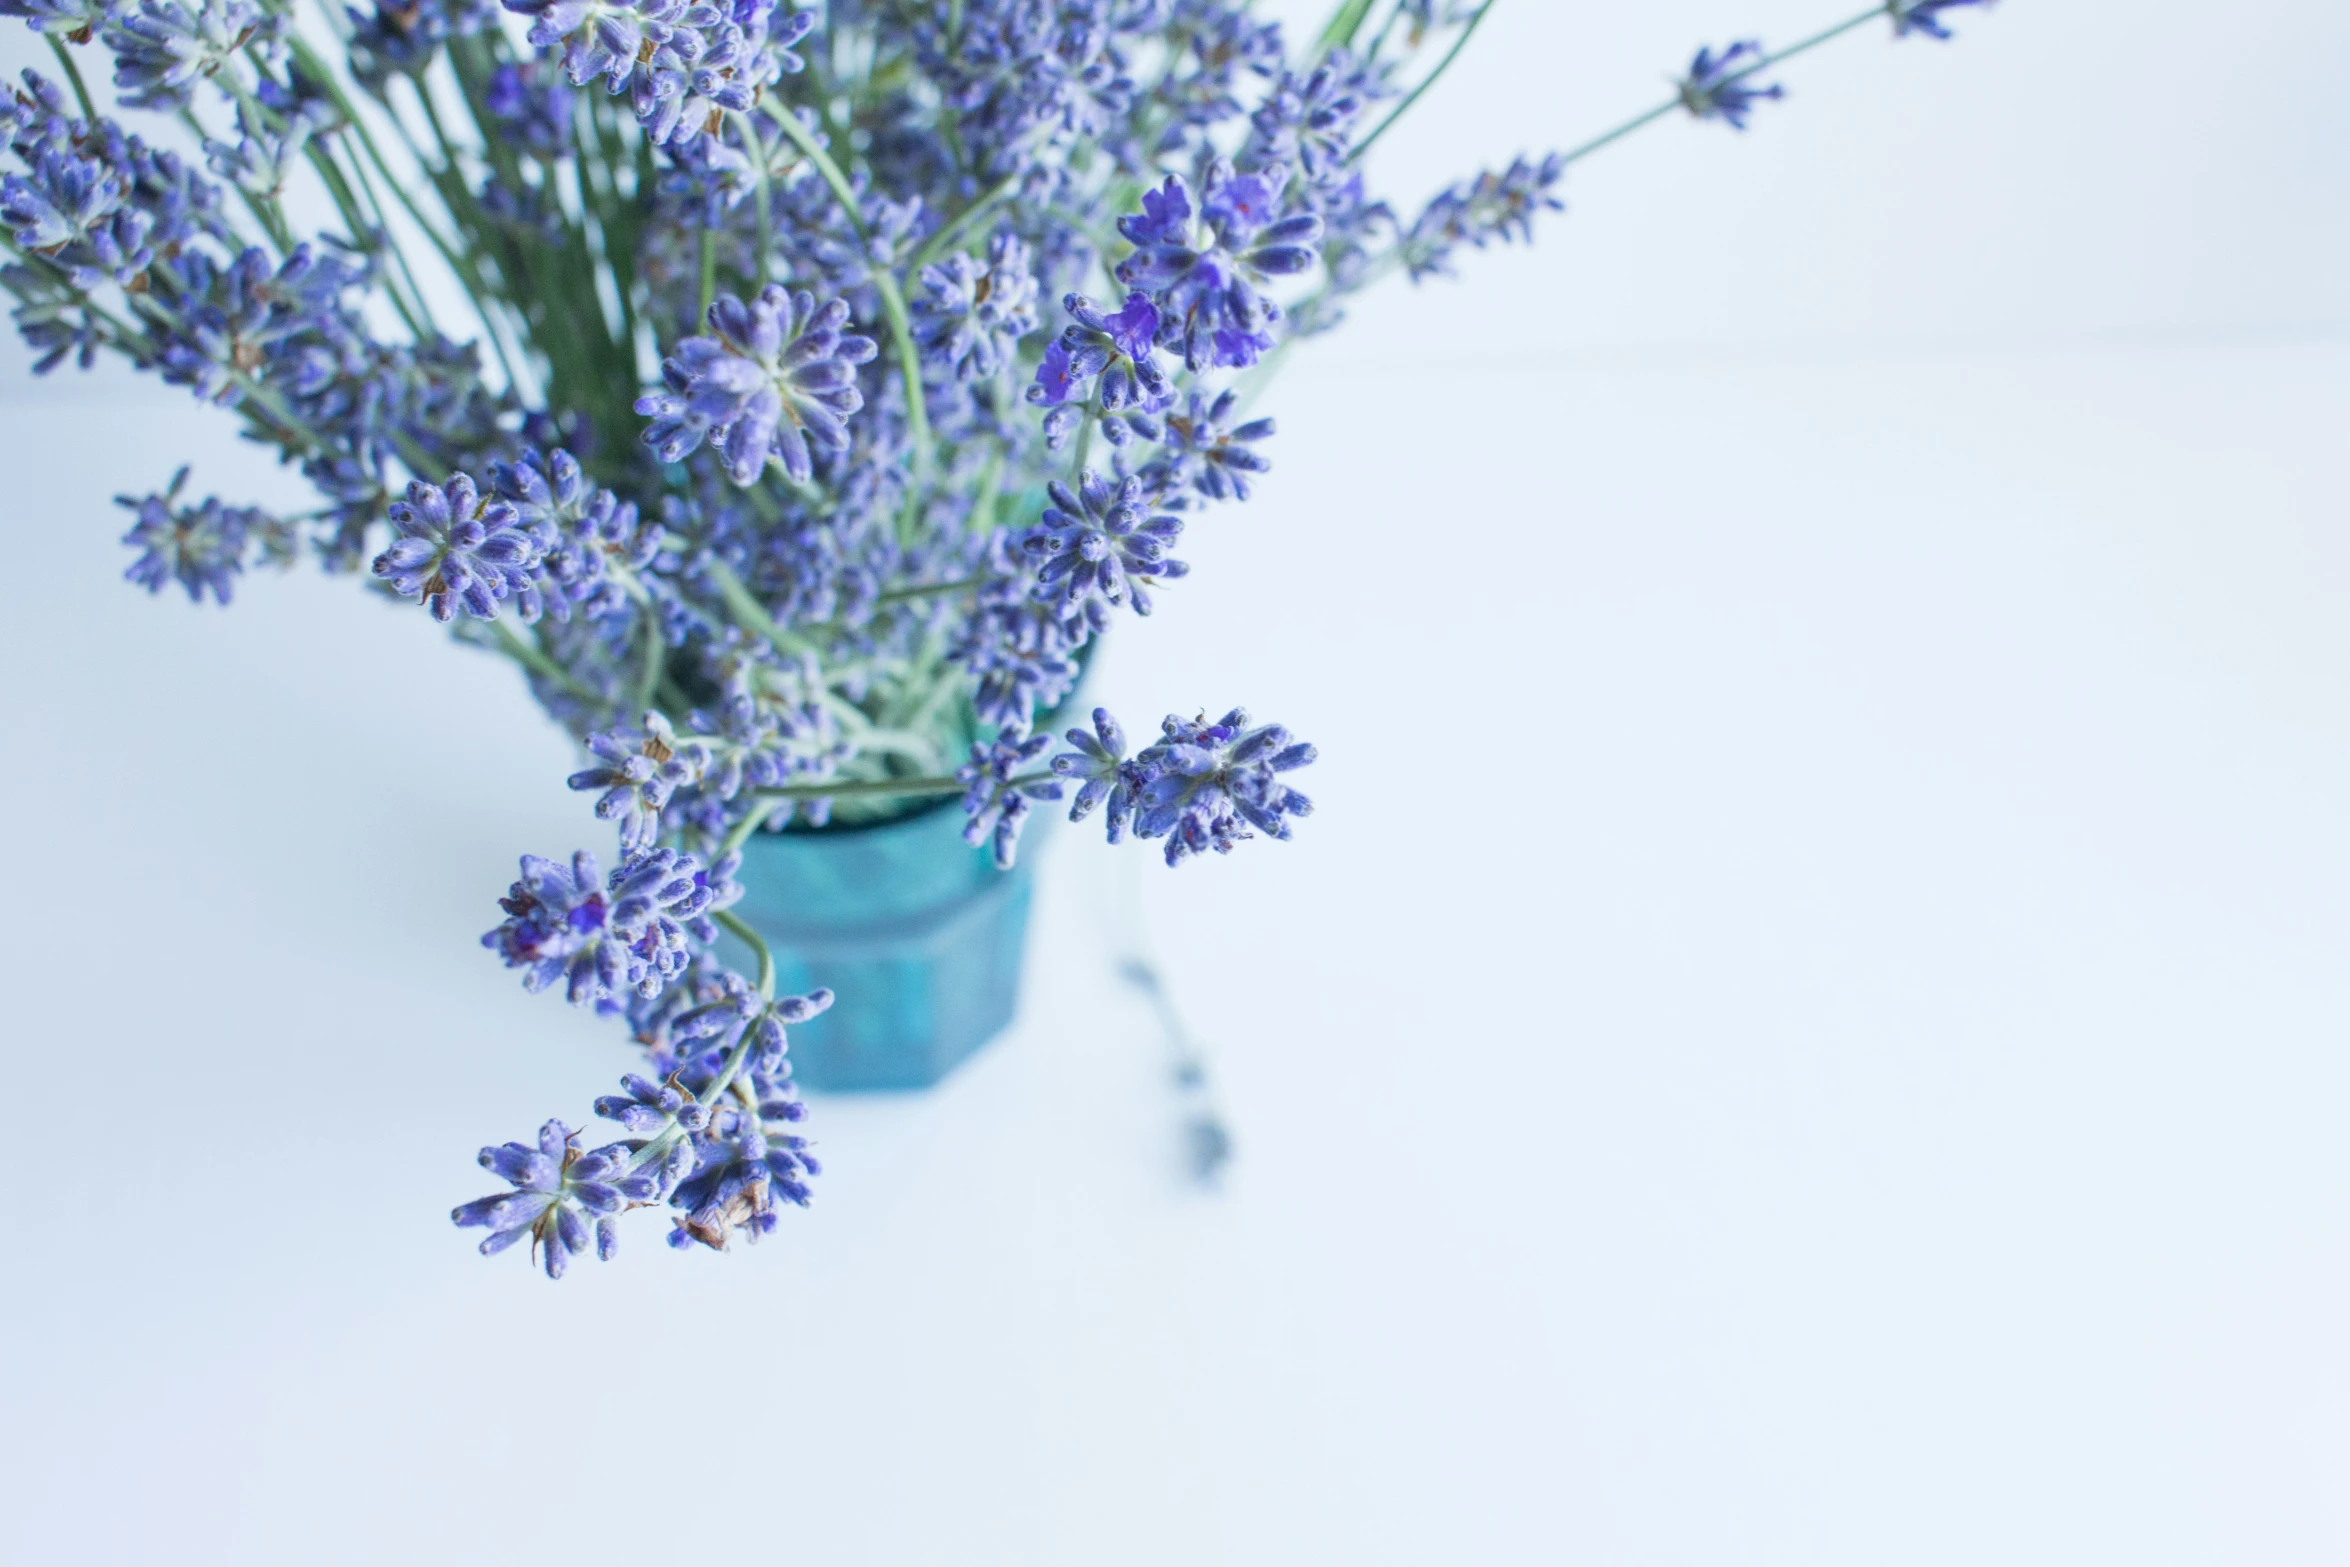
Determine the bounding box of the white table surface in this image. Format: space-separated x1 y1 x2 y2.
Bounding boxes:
2 4 2346 1562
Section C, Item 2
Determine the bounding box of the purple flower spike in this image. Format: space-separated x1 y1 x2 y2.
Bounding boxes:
451 1119 658 1279
1029 289 1173 422
483 845 720 1007
1051 707 1138 843
1020 469 1189 619
958 722 1064 869
1147 390 1275 503
1889 0 1993 40
636 285 877 486
1678 41 1785 130
912 229 1040 380
372 471 545 624
1114 160 1322 371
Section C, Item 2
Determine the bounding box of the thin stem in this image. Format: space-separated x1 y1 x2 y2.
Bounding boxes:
750 762 1056 807
1553 100 1679 168
908 170 1022 271
760 108 935 479
1315 0 1381 58
713 909 776 1001
45 37 96 123
753 774 969 804
738 111 776 287
1558 6 1888 168
875 574 983 606
704 555 819 658
1347 0 1496 165
722 803 784 856
305 140 430 338
621 1000 767 1175
288 35 520 375
697 224 717 322
1751 8 1888 76
489 618 595 699
629 611 665 719
403 74 531 389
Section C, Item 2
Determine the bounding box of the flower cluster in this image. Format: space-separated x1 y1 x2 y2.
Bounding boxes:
1052 706 1317 867
1889 0 1993 41
117 465 293 604
638 285 878 485
452 981 830 1274
1678 41 1786 130
0 0 1990 1272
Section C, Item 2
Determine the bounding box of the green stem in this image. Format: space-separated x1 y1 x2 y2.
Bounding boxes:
621 996 768 1175
698 224 717 322
1751 8 1888 76
713 910 776 1001
288 36 520 375
1315 0 1381 58
738 111 776 287
722 803 784 857
489 619 594 700
908 170 1022 271
305 140 430 339
761 108 935 479
704 555 819 658
875 574 983 607
1558 6 1889 168
45 37 96 123
404 75 532 389
748 765 1056 807
1348 0 1496 164
753 774 969 804
1552 100 1678 168
629 612 664 719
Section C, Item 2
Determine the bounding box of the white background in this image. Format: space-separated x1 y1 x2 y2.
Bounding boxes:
3 2 2348 1562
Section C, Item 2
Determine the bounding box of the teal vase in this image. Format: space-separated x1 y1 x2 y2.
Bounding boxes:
723 799 1050 1092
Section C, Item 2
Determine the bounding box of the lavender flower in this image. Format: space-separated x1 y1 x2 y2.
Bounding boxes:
594 1071 710 1136
958 722 1063 869
636 285 878 485
0 0 112 38
483 60 575 161
911 229 1039 380
117 467 292 604
484 845 723 1005
1115 162 1323 370
1128 708 1317 866
1 143 151 290
1151 389 1273 503
1028 288 1171 423
1889 0 1992 40
567 711 711 852
1244 49 1380 189
1401 153 1565 282
1050 706 1136 842
952 539 1087 729
1678 42 1784 130
345 0 497 87
667 1106 817 1250
372 472 545 623
1021 469 1188 618
104 0 275 114
488 446 659 621
451 1119 660 1275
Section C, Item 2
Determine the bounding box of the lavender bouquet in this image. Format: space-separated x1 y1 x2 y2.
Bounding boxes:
0 0 1990 1275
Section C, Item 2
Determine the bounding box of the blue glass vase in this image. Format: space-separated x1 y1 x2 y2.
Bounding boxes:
723 799 1051 1092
